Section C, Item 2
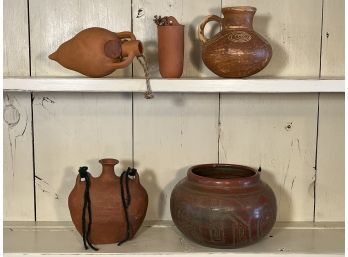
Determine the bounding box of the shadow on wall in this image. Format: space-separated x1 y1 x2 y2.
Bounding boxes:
139 40 158 77
139 166 189 222
188 7 222 75
259 167 292 223
139 169 162 221
253 15 288 76
188 16 220 74
55 166 77 221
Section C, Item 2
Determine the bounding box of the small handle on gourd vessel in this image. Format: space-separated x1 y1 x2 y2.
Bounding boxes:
198 15 222 44
116 31 136 41
110 52 136 69
133 172 140 184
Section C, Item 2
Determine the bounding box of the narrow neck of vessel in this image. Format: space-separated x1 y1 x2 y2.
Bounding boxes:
222 6 256 29
99 158 119 180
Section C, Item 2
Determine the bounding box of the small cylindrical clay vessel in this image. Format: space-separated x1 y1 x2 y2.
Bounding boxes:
157 16 184 78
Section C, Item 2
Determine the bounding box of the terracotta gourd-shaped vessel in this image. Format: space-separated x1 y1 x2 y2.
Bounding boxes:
68 158 148 244
198 7 272 78
49 27 143 77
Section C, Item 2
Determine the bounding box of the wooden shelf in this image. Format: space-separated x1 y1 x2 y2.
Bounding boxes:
3 78 345 93
4 221 344 256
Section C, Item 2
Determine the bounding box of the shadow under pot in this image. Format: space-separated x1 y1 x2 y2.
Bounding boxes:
170 164 277 248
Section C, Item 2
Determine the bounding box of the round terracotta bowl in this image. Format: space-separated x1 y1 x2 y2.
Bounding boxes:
170 164 277 248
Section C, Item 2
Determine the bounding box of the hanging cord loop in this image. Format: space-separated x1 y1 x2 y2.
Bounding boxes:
78 166 99 251
118 167 138 245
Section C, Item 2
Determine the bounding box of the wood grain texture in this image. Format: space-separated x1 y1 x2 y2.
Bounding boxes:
134 93 219 220
316 94 344 221
219 94 318 221
3 0 30 76
29 0 132 77
33 93 132 221
3 93 34 220
4 221 345 255
320 0 345 78
4 78 344 93
132 0 219 78
222 0 322 77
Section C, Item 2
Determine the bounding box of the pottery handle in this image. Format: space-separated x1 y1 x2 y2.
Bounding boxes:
198 15 222 44
110 52 136 69
133 172 140 184
116 31 136 41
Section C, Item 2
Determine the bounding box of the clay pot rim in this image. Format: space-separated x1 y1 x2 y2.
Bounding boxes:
222 6 257 13
99 158 119 165
157 24 185 28
187 163 260 187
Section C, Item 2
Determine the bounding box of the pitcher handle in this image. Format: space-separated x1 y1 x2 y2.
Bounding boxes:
198 15 222 44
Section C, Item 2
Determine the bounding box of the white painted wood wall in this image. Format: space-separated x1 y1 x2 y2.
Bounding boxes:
3 0 344 222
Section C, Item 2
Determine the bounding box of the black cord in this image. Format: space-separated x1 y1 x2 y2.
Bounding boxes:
78 166 99 251
118 167 137 245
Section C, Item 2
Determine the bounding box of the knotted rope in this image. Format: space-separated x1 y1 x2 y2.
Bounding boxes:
118 167 138 245
78 166 99 251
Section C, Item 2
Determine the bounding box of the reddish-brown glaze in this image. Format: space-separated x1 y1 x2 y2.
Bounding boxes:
68 158 148 244
170 164 277 248
49 27 143 77
157 16 184 78
198 7 272 78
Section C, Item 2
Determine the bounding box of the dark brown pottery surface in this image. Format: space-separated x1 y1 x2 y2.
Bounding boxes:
170 163 277 248
199 6 272 78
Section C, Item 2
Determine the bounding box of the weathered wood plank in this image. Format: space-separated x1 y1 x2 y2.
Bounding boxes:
29 0 132 77
219 94 318 221
3 0 30 76
29 0 134 221
132 0 220 78
222 0 322 77
134 93 219 220
33 92 133 220
320 0 345 78
3 78 345 93
316 94 344 221
4 93 34 220
3 221 345 255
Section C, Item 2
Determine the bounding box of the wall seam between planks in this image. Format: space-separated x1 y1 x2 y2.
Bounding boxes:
27 0 37 222
313 93 320 223
217 0 222 164
313 0 325 222
131 0 134 78
132 93 135 168
131 0 135 168
318 0 325 79
217 93 221 163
